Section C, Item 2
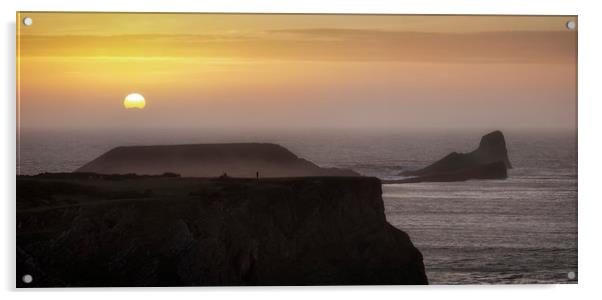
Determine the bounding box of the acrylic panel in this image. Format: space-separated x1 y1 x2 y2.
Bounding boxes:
16 12 577 287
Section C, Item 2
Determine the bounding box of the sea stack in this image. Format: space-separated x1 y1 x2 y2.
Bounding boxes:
473 130 512 169
396 130 511 183
75 143 359 178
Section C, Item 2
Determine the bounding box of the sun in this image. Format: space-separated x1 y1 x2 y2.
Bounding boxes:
124 93 146 109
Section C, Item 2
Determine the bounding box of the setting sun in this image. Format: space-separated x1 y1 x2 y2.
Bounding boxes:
123 93 146 109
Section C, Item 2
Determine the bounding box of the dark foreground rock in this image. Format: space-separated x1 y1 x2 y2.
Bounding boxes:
75 143 359 178
17 174 427 287
397 131 511 182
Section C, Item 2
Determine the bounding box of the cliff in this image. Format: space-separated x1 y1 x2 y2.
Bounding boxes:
398 131 511 182
75 143 359 178
17 174 427 286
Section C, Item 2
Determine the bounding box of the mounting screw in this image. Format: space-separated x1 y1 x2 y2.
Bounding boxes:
567 271 576 280
566 20 576 30
22 274 33 284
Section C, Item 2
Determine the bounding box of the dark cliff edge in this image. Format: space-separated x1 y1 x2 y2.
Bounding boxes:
75 143 359 178
17 175 428 286
395 131 511 183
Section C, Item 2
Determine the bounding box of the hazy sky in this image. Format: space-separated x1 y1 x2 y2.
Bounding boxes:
17 13 577 131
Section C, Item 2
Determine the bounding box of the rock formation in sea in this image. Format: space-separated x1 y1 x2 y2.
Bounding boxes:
397 130 511 183
16 174 428 286
389 161 507 184
75 143 359 178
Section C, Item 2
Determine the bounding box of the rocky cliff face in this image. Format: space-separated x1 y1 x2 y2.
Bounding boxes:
473 131 512 168
398 131 511 182
17 175 427 286
75 143 359 178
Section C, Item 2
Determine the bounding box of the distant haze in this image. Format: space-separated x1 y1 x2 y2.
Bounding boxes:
18 14 577 131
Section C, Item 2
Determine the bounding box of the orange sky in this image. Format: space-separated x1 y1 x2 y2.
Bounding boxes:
17 13 577 131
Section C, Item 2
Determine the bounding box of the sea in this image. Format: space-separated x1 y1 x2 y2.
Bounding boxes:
17 128 578 284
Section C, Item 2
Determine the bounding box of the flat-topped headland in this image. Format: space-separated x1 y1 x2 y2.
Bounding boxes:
17 173 427 286
75 143 359 178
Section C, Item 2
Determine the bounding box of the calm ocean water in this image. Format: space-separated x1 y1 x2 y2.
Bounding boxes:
17 128 577 284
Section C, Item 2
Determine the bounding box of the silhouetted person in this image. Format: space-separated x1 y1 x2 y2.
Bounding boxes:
256 171 259 180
